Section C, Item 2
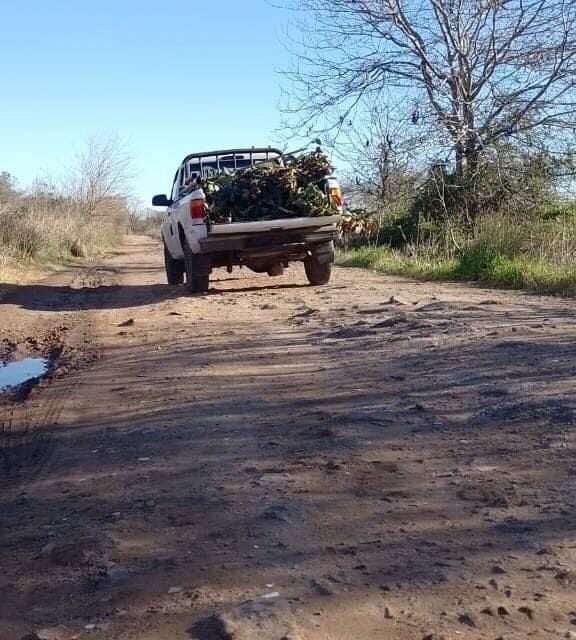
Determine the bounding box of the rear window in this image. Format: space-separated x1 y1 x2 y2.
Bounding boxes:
187 151 282 179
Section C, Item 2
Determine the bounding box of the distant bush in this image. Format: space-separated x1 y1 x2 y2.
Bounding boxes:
128 209 163 236
0 134 132 273
338 207 576 296
363 146 563 250
0 210 43 258
0 195 128 265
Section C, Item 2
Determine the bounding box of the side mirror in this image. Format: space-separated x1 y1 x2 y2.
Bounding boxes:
152 194 173 207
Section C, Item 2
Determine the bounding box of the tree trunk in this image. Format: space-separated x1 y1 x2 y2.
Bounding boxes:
454 140 481 224
455 139 479 179
455 144 466 178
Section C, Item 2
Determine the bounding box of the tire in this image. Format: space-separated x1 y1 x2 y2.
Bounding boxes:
163 242 184 285
182 234 210 294
305 241 334 286
267 263 284 277
305 260 332 285
193 273 210 294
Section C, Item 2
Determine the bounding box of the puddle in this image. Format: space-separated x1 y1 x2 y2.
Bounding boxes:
0 357 50 392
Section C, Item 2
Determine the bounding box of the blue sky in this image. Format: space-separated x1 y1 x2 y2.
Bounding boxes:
0 1 298 204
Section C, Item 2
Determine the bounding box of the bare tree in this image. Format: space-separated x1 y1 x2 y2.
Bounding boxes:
336 101 418 210
70 133 134 215
283 0 576 179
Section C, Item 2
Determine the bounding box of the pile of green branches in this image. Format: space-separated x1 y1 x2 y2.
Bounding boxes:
201 150 337 223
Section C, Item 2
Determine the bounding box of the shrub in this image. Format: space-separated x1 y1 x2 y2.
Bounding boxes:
0 210 43 258
0 195 128 265
128 209 163 235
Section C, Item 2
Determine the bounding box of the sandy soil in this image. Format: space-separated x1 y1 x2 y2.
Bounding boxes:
1 235 576 640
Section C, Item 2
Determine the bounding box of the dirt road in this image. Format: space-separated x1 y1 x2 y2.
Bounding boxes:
2 236 576 640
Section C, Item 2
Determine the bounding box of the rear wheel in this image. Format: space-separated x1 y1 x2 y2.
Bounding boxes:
182 234 210 294
267 263 284 277
305 241 334 286
164 242 184 285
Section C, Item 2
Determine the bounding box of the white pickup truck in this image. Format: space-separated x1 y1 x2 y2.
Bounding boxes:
152 148 341 293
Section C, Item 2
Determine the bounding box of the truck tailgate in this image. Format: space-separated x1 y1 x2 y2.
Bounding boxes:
209 215 340 236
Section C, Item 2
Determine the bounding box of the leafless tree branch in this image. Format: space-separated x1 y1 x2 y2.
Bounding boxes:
282 0 576 178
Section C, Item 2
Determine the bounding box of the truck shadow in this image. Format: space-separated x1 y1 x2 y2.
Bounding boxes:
0 279 311 312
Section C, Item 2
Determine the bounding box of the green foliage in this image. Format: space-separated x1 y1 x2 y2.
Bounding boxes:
453 242 498 279
336 246 457 280
371 146 563 249
539 200 576 221
373 209 441 248
337 139 576 296
202 150 337 222
337 206 576 297
337 243 576 296
453 243 524 285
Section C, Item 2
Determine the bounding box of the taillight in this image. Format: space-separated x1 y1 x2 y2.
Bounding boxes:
329 186 343 207
190 198 205 220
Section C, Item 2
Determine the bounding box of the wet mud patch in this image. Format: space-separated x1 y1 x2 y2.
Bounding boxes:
0 329 71 486
472 398 576 426
0 346 62 403
0 356 50 392
0 323 68 360
0 407 57 481
0 320 95 404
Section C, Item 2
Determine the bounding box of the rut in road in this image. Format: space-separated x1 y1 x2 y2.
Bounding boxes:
2 236 576 640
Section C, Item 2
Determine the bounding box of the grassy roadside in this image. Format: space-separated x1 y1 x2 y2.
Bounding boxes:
0 257 44 299
0 225 119 295
336 245 576 297
0 197 131 291
0 133 136 291
0 248 104 303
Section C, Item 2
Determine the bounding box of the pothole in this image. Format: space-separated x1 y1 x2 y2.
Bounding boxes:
0 357 50 392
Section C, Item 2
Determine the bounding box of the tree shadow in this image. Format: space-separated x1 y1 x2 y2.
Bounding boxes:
188 616 231 640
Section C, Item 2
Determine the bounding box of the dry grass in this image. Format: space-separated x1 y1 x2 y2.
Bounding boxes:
0 196 127 282
128 209 164 237
1 133 133 281
338 211 576 297
0 257 44 300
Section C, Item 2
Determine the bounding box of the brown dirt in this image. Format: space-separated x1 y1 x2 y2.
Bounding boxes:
2 235 576 640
